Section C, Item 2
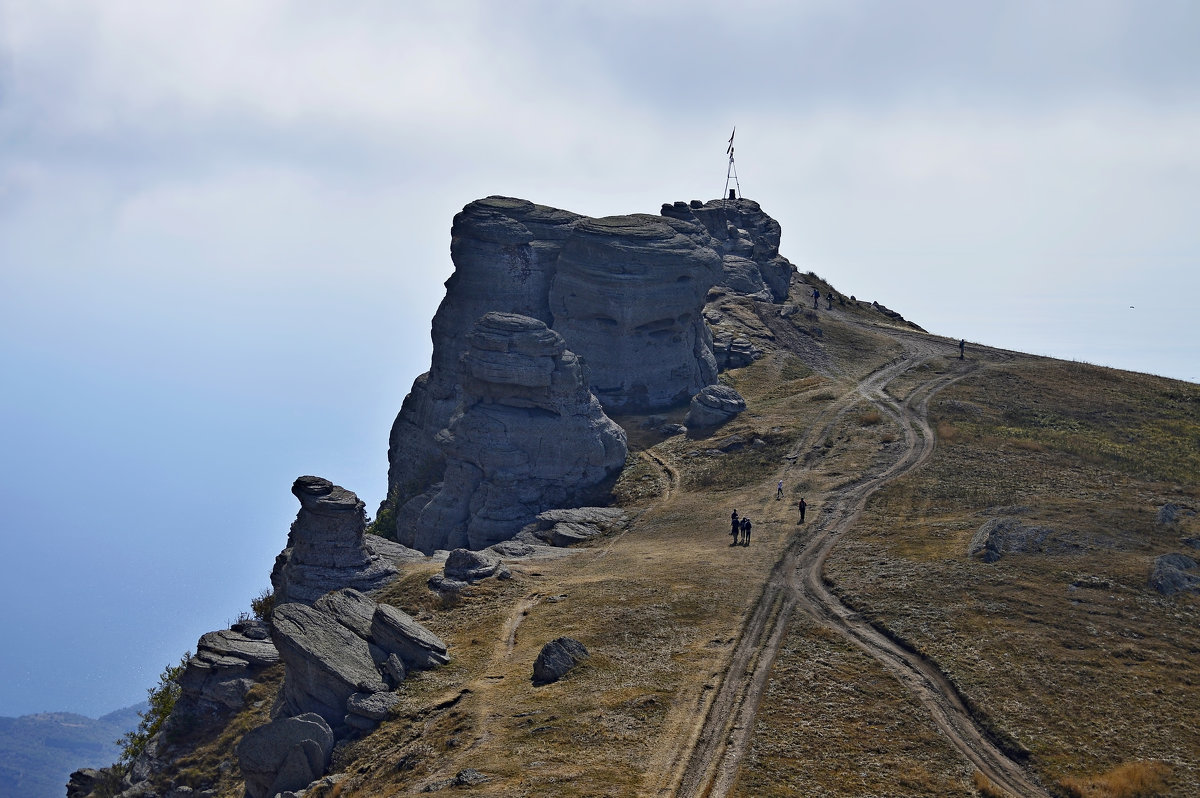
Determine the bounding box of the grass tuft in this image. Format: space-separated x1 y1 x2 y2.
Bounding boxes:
1058 761 1172 798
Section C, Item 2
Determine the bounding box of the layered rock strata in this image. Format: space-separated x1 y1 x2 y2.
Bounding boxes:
385 196 795 529
685 384 748 428
403 313 627 553
271 476 400 605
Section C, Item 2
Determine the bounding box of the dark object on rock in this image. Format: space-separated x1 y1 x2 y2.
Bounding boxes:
686 385 747 428
533 637 589 685
236 713 334 798
968 518 1055 562
1149 554 1200 596
271 476 399 605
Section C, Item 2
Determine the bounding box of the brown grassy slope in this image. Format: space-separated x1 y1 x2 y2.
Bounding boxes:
292 276 1198 797
821 357 1200 795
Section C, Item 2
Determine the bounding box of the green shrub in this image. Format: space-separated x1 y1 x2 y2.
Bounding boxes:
116 653 190 770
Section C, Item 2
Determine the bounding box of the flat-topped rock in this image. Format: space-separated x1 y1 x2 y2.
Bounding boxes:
686 385 747 428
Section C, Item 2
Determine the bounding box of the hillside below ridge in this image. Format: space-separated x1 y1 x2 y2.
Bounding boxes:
76 196 1200 798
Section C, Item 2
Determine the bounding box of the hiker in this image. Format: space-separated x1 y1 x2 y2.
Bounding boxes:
812 288 820 309
741 516 752 546
959 339 965 359
798 497 807 523
776 480 784 500
730 510 740 545
826 292 833 310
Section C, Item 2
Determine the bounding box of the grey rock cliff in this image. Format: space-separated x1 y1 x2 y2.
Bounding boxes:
403 313 627 553
384 196 795 527
271 476 399 605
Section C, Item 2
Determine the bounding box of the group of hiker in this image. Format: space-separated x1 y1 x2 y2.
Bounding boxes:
728 491 809 547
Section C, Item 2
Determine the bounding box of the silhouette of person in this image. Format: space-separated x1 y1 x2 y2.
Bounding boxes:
730 510 740 544
798 498 807 523
959 339 965 360
826 292 833 310
776 480 784 500
740 516 752 546
812 288 820 309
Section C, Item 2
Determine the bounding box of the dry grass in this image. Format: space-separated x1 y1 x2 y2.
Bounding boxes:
1059 761 1173 798
859 409 883 426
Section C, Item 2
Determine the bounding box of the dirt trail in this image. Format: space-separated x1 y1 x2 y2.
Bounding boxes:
665 325 1051 797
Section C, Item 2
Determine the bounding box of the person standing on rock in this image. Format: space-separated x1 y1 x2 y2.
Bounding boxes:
812 288 820 309
776 480 784 500
798 497 807 524
959 339 966 359
730 510 740 545
740 516 752 546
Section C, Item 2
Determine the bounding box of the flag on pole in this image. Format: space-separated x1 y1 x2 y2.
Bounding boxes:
726 126 736 155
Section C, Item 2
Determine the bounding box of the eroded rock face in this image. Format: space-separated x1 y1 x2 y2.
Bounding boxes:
549 214 722 412
271 476 399 605
384 196 793 525
686 385 747 428
404 313 627 553
236 712 334 798
174 620 279 722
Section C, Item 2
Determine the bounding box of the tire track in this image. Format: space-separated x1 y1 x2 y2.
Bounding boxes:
669 335 1049 797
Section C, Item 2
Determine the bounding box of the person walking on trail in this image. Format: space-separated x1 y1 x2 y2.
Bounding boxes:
826 292 833 310
776 480 784 500
798 497 807 524
812 288 820 309
959 339 965 359
730 510 740 545
740 516 752 546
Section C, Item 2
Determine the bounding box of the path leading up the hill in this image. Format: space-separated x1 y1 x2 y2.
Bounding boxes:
664 324 1050 797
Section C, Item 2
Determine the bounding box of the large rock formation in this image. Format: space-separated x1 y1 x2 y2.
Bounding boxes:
403 313 627 553
384 195 796 536
271 476 400 605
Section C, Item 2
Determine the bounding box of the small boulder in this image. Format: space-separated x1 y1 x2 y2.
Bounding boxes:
236 713 334 798
533 637 589 685
371 604 451 670
1149 554 1200 596
346 690 400 721
685 385 747 428
443 548 507 583
968 518 1054 563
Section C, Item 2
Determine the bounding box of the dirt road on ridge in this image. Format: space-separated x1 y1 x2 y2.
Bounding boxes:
662 325 1051 797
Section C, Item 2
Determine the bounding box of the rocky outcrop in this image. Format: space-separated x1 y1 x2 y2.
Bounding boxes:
549 214 722 411
384 196 794 527
403 313 627 553
711 331 761 370
270 589 447 736
968 518 1055 562
526 507 630 547
685 385 747 428
236 713 334 798
429 548 512 592
271 476 399 605
1149 554 1200 596
173 619 279 723
533 637 589 685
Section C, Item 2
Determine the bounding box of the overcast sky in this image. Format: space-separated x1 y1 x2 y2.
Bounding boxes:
1 1 1197 718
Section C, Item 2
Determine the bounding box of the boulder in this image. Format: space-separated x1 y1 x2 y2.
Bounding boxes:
443 548 507 583
528 507 629 548
1149 554 1200 596
236 713 334 798
346 690 400 721
685 385 747 428
66 768 104 798
271 602 386 732
371 603 450 670
968 518 1055 562
408 314 628 553
271 476 399 606
533 637 590 685
172 621 280 724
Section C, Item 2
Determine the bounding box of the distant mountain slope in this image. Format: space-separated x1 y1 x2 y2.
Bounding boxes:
0 704 143 798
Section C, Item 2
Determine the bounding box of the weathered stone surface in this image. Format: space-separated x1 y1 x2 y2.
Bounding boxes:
443 548 505 582
406 314 627 553
528 507 629 548
371 604 451 670
712 331 761 370
550 214 722 412
172 621 280 726
383 653 407 686
1149 553 1200 595
968 518 1055 563
271 602 385 731
313 588 378 640
346 690 400 721
272 477 399 605
67 768 103 798
533 637 589 685
685 385 747 428
236 713 333 798
385 196 796 529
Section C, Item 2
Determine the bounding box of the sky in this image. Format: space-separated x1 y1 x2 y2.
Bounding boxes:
1 0 1197 718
